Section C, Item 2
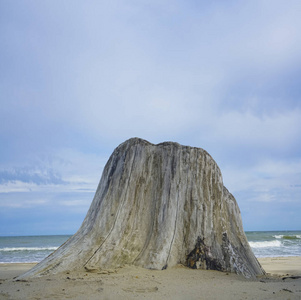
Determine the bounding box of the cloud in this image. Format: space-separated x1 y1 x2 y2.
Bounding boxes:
2 1 301 145
0 167 65 185
1 0 301 233
0 197 48 208
0 148 106 213
215 109 301 154
0 148 105 188
223 158 301 195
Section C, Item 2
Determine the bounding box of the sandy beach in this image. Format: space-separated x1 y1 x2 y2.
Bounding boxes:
0 257 300 300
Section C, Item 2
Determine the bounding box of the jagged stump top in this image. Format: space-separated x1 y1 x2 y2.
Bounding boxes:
19 138 265 279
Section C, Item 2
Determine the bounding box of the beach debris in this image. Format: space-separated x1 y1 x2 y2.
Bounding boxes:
84 267 99 273
281 288 293 293
15 279 28 282
282 275 301 280
122 286 158 293
17 138 265 279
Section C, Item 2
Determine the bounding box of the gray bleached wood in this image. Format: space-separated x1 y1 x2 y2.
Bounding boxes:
19 138 265 279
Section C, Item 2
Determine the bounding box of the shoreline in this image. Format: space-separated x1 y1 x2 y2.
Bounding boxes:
0 257 300 299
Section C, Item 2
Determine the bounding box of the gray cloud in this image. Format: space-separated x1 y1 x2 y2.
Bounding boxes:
1 0 301 232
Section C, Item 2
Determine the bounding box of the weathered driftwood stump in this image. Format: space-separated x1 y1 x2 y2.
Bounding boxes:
19 138 264 278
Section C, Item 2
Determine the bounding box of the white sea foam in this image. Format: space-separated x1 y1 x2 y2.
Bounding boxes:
273 235 301 239
0 247 58 252
249 240 282 248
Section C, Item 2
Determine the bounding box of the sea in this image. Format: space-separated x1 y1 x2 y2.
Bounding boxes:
0 231 300 264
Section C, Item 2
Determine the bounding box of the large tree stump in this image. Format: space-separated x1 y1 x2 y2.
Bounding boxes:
19 138 265 278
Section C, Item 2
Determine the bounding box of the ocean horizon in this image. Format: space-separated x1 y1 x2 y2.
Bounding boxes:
0 230 300 264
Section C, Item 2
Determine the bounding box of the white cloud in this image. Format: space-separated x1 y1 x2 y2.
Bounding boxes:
215 109 301 150
222 157 301 204
0 196 48 208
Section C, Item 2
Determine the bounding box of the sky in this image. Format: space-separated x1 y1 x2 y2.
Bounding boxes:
0 0 301 235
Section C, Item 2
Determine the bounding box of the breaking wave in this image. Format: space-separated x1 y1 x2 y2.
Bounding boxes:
273 235 301 240
249 240 282 248
0 247 58 252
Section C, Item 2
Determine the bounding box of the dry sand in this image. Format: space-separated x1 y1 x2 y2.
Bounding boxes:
0 257 300 300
